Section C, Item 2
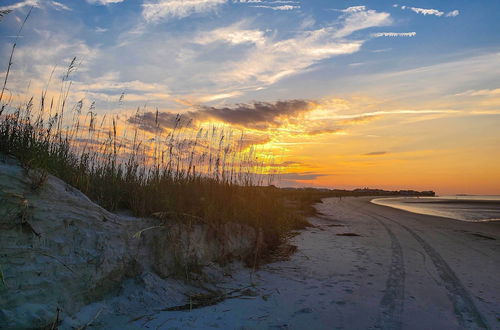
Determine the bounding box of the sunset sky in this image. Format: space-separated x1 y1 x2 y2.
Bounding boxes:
1 0 499 194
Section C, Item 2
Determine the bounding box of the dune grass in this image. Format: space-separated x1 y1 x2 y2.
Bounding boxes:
0 55 313 254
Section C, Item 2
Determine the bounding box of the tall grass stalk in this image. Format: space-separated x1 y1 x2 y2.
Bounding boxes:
0 55 308 254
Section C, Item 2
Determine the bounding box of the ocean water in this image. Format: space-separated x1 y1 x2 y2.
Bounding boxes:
371 195 500 222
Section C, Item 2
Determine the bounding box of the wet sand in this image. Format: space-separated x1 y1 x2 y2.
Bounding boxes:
133 197 500 329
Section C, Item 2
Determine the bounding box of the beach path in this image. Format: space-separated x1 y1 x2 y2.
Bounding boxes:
141 197 500 330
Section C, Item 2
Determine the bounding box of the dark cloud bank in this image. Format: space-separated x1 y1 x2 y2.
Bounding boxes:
127 99 315 132
363 151 387 156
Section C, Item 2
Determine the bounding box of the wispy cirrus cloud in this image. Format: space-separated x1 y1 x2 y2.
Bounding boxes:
406 6 444 17
338 52 500 107
0 0 40 11
50 1 71 11
2 4 399 110
455 88 500 97
6 37 98 90
87 0 124 5
372 32 416 37
195 23 266 45
196 6 391 86
75 72 171 103
335 6 391 38
142 0 227 22
394 4 459 18
195 91 243 103
0 0 71 11
251 5 299 11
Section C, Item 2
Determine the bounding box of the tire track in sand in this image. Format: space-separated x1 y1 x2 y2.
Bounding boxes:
373 218 406 330
344 200 406 330
369 208 490 329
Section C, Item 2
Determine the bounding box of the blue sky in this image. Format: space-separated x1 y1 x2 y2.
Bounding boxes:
2 0 499 109
1 0 500 193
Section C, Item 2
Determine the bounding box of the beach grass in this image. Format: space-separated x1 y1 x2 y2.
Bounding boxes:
0 56 314 256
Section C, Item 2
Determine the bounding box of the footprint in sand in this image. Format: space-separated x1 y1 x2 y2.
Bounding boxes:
293 307 313 316
330 300 346 305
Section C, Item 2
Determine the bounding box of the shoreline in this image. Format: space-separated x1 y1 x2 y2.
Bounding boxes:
371 196 500 223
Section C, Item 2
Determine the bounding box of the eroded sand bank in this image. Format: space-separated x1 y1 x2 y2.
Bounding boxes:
139 197 500 329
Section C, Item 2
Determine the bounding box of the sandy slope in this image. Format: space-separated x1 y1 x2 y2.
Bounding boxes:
0 155 258 329
140 197 500 330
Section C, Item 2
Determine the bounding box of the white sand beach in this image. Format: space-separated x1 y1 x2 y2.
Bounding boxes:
137 197 500 329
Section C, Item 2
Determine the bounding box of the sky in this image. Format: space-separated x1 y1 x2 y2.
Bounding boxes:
1 0 499 194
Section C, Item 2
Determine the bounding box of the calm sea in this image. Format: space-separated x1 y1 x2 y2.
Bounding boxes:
371 195 500 222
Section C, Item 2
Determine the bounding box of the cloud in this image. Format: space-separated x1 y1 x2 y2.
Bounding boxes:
363 151 387 156
142 0 227 22
406 6 443 16
372 32 416 37
87 0 124 5
128 99 315 131
324 52 500 111
280 172 327 181
82 73 169 94
10 5 393 108
195 99 315 129
75 72 171 104
238 134 272 148
455 88 500 97
0 0 71 11
371 48 392 53
446 10 459 17
0 0 40 11
127 97 402 137
127 111 193 133
195 23 266 45
50 1 71 11
251 5 299 10
354 109 457 116
197 6 391 86
277 160 303 167
342 6 366 13
395 4 459 18
304 127 342 135
335 6 391 38
338 114 379 125
6 36 99 100
195 91 243 102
